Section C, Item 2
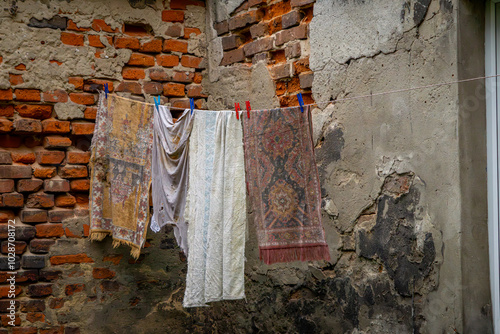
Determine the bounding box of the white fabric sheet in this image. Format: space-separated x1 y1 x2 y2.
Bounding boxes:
183 110 246 307
151 105 193 255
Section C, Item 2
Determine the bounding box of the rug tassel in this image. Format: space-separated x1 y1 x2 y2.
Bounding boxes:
89 231 108 241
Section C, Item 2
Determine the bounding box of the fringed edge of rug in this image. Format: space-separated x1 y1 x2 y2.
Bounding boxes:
260 245 331 265
89 231 109 242
112 239 141 260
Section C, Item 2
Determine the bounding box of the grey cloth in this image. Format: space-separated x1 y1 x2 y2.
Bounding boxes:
150 105 194 255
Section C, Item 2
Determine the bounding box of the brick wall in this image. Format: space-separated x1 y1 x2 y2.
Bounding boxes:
0 1 206 332
214 0 315 107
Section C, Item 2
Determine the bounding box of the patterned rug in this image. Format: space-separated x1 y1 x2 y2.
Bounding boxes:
89 93 154 259
242 105 330 264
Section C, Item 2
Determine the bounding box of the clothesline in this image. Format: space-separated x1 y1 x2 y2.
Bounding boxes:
167 73 500 111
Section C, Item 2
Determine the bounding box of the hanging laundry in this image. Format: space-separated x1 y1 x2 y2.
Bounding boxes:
89 93 154 259
242 106 330 264
183 110 246 307
150 104 193 255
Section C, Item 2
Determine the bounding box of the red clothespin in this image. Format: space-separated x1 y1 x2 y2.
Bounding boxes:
245 101 251 119
235 102 240 120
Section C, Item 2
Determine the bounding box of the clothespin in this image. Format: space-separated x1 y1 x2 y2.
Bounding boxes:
297 93 304 113
104 83 109 99
154 95 160 111
235 102 240 120
245 101 251 119
189 98 194 115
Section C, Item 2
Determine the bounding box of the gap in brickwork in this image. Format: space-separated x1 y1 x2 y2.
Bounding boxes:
215 0 316 107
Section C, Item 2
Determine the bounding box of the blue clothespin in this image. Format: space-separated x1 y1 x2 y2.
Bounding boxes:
104 83 108 99
154 95 161 111
189 98 194 115
297 93 304 113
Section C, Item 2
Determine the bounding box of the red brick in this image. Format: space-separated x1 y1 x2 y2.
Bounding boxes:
186 84 207 98
84 107 97 120
163 40 188 53
114 36 140 50
222 35 243 51
48 298 64 309
143 82 163 95
48 209 74 223
171 71 194 83
67 19 91 32
69 179 89 192
193 73 202 84
68 77 84 90
69 92 95 105
0 210 14 223
50 253 93 265
127 53 155 67
156 54 179 67
291 0 315 7
181 55 203 68
122 67 146 80
71 122 95 135
36 223 64 237
14 89 41 102
59 165 88 178
14 118 42 133
65 283 85 296
0 180 14 193
20 209 48 223
92 268 116 279
214 21 229 36
0 89 12 102
139 39 163 53
26 193 54 208
9 73 24 86
228 10 263 30
50 59 62 66
2 192 23 207
24 136 42 148
221 48 245 66
26 312 45 323
65 151 89 164
92 19 118 33
269 16 282 35
39 327 64 334
55 194 76 207
88 34 113 48
0 105 14 117
20 299 45 312
243 37 274 57
0 118 12 133
170 98 190 109
11 152 35 164
149 69 171 82
30 239 56 254
43 136 72 149
0 165 32 178
15 64 26 71
184 27 202 39
33 166 56 179
0 285 22 298
17 179 43 193
163 83 185 97
1 314 20 326
27 284 52 297
162 10 184 23
37 151 65 165
1 240 26 255
275 24 308 46
15 105 53 119
270 63 292 79
42 119 71 133
116 81 142 94
61 32 84 46
165 24 183 37
43 90 68 103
